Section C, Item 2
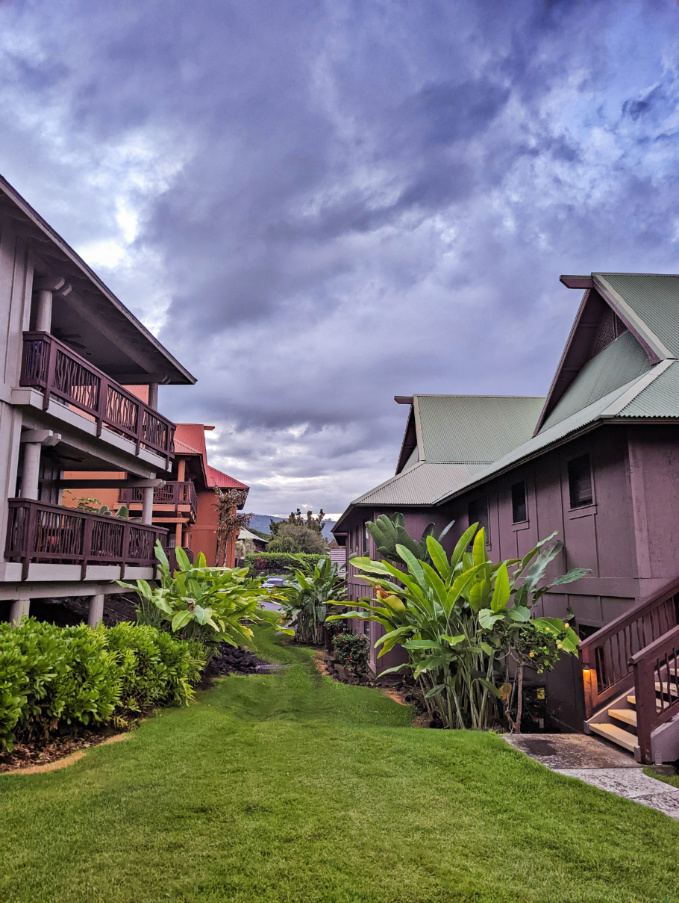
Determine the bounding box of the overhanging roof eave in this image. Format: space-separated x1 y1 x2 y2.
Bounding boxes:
0 174 196 386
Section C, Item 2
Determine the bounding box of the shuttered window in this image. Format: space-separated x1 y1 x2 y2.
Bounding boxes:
468 496 490 543
511 481 527 523
568 454 593 508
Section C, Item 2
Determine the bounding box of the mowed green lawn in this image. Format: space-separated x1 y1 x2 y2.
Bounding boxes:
2 630 679 903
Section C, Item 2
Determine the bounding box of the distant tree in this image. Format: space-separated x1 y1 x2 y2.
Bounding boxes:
268 509 329 554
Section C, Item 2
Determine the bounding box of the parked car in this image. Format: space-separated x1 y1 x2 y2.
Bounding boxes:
262 575 289 590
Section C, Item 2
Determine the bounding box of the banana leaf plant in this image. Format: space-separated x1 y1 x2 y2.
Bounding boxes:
364 512 455 566
278 555 346 645
120 543 290 659
328 526 585 731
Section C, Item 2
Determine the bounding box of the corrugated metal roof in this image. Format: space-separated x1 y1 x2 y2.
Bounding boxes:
206 464 249 491
597 274 679 359
415 395 544 463
435 361 674 504
352 462 485 506
540 330 651 432
617 360 679 418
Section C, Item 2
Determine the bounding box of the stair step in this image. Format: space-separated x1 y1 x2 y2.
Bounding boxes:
589 721 639 753
627 684 678 706
608 708 637 728
656 681 679 697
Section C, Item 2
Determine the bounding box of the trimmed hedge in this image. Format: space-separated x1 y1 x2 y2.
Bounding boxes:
244 552 326 577
0 619 205 752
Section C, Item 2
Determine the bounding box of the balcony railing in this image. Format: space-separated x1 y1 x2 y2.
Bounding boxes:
118 481 198 522
20 331 175 461
5 498 167 580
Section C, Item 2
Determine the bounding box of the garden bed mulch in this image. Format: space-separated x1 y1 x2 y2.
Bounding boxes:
0 730 130 776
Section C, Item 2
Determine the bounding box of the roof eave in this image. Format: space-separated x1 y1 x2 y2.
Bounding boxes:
0 174 196 386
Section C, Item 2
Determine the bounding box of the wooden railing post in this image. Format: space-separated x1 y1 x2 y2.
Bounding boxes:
81 514 93 580
22 503 38 581
43 335 56 412
96 372 108 438
633 656 656 764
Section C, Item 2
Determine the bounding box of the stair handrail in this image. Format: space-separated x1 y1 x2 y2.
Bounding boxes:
630 623 679 765
580 577 679 718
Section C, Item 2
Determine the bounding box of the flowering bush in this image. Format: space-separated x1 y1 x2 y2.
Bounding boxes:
332 632 370 679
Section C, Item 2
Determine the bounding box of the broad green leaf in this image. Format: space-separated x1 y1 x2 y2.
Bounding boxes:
491 564 510 612
550 568 590 586
472 528 487 567
508 606 531 622
426 536 450 580
395 543 425 586
425 684 446 699
441 634 466 647
478 608 504 630
171 611 192 631
476 677 500 697
451 523 478 571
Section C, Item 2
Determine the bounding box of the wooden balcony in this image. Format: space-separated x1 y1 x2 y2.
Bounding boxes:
20 331 175 461
118 481 198 522
5 498 167 580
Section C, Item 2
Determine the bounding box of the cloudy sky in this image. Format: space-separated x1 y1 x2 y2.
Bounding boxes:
1 0 678 516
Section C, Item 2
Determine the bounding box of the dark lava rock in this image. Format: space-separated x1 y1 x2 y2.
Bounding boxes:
205 643 271 677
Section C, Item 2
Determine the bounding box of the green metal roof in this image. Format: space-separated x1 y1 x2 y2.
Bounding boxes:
435 359 676 505
540 330 651 432
616 360 679 418
596 274 679 360
414 395 545 463
351 462 485 507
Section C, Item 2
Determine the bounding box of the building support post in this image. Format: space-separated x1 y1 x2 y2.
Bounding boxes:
21 442 42 500
175 522 183 548
148 382 159 409
20 430 62 500
88 593 105 628
35 290 53 332
141 486 154 525
9 599 30 625
34 276 71 333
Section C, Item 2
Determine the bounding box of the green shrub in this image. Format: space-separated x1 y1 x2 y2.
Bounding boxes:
332 632 369 679
0 619 206 753
106 622 205 711
244 552 325 577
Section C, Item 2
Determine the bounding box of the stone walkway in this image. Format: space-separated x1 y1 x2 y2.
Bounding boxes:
505 733 679 819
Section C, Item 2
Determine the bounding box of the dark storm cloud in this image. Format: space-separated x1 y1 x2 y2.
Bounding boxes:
0 0 678 514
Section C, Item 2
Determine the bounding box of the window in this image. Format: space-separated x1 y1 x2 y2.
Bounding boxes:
511 481 527 524
568 454 593 508
468 496 489 541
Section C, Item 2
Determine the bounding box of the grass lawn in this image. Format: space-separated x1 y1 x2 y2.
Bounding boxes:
2 629 679 903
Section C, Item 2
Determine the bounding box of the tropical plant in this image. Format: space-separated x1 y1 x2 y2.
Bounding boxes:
365 512 455 566
328 526 585 731
279 556 346 645
120 543 288 659
332 632 370 680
